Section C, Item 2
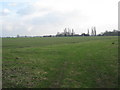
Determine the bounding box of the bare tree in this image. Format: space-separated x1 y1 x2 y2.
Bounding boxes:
17 34 20 38
68 28 71 35
87 29 89 35
57 32 60 35
71 29 74 36
94 27 96 36
64 28 67 36
91 27 94 36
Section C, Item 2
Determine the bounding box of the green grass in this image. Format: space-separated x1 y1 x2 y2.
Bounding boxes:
2 36 118 88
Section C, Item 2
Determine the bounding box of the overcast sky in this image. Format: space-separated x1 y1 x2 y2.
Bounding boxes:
0 0 119 37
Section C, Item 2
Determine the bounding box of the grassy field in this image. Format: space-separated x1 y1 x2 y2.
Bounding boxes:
2 36 118 88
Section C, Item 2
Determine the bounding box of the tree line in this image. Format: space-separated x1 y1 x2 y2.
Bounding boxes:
56 27 97 37
98 30 120 36
5 27 119 38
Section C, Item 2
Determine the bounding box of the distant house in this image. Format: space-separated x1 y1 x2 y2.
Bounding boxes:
81 33 89 36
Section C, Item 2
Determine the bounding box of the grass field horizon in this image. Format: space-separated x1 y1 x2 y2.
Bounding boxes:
2 36 118 88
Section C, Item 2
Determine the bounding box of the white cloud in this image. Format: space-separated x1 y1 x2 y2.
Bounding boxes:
2 8 11 16
3 8 10 13
1 0 119 37
32 0 79 13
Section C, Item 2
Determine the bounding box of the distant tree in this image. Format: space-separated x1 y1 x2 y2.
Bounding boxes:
17 34 19 38
102 30 119 36
64 28 67 36
68 28 71 36
87 29 89 35
97 34 102 36
94 27 96 36
71 29 74 36
81 33 89 36
57 32 60 35
91 27 94 36
81 33 86 36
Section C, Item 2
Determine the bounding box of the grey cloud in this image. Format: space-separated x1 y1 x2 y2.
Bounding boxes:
27 10 81 25
29 12 64 25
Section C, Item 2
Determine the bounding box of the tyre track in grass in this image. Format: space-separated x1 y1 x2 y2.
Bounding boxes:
50 59 69 88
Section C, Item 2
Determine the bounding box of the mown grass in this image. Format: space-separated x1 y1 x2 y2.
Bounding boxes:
2 36 118 88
